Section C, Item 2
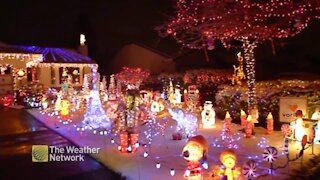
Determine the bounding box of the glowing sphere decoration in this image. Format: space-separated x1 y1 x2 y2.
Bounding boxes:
263 146 278 163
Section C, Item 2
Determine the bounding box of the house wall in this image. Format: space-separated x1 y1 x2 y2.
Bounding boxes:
110 44 175 74
37 65 93 88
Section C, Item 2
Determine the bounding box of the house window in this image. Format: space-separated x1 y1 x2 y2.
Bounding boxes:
26 68 32 82
50 67 56 85
0 66 11 75
59 67 80 84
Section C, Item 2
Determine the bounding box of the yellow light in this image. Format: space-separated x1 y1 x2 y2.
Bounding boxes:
16 69 25 77
60 100 69 116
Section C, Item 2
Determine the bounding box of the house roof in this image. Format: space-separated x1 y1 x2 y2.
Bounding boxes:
0 42 37 54
0 42 95 64
15 45 95 64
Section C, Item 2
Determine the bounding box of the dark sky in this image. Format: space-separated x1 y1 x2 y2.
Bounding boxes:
0 0 320 78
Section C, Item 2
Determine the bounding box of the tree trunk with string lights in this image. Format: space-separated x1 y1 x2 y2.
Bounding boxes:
158 0 320 110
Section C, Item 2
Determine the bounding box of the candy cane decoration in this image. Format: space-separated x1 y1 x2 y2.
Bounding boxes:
263 146 278 163
242 160 257 179
284 138 289 155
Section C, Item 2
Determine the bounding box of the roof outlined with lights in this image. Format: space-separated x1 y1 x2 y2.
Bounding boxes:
15 45 95 64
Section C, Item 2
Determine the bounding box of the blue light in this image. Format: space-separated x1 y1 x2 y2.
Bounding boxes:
202 161 209 169
15 45 92 63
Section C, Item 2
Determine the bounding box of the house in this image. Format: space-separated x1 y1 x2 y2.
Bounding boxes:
110 42 175 74
0 41 96 97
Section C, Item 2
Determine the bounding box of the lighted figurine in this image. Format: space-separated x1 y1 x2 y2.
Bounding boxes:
290 110 307 148
245 115 253 138
41 96 49 109
54 91 62 113
249 106 259 135
182 135 209 179
168 80 175 104
240 109 247 129
174 87 182 105
224 111 232 133
2 91 13 107
108 74 117 101
312 106 320 144
184 85 200 112
201 101 216 128
266 112 274 135
232 52 245 85
213 149 241 180
60 99 69 120
311 107 320 120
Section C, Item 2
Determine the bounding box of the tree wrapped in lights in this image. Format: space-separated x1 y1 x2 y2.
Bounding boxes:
82 74 90 94
82 65 111 130
159 0 320 109
115 67 150 90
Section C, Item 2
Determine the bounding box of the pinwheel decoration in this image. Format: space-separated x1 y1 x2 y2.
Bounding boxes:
242 160 257 179
263 146 278 163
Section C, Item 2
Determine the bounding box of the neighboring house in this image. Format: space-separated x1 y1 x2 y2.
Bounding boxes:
110 43 175 74
0 42 96 97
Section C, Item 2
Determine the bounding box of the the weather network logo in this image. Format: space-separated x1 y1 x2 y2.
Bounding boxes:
32 145 49 162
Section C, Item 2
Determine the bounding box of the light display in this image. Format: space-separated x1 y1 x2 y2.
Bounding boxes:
168 80 175 104
315 119 320 144
267 112 274 135
150 101 162 113
82 74 90 93
242 160 257 179
184 85 200 112
182 135 208 179
263 146 278 174
173 87 182 105
291 114 307 142
311 108 320 120
82 65 111 130
232 52 245 85
159 0 320 109
214 149 241 180
108 74 117 100
115 67 149 90
201 101 215 128
168 108 197 138
240 109 247 129
41 97 49 109
246 115 254 138
54 92 62 112
60 99 69 120
224 111 232 133
2 94 13 107
119 131 139 153
16 45 93 64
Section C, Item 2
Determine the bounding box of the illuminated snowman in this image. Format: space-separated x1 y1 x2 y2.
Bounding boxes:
201 101 216 128
174 88 182 104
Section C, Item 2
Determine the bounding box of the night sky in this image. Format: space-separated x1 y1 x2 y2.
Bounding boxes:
1 0 320 79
